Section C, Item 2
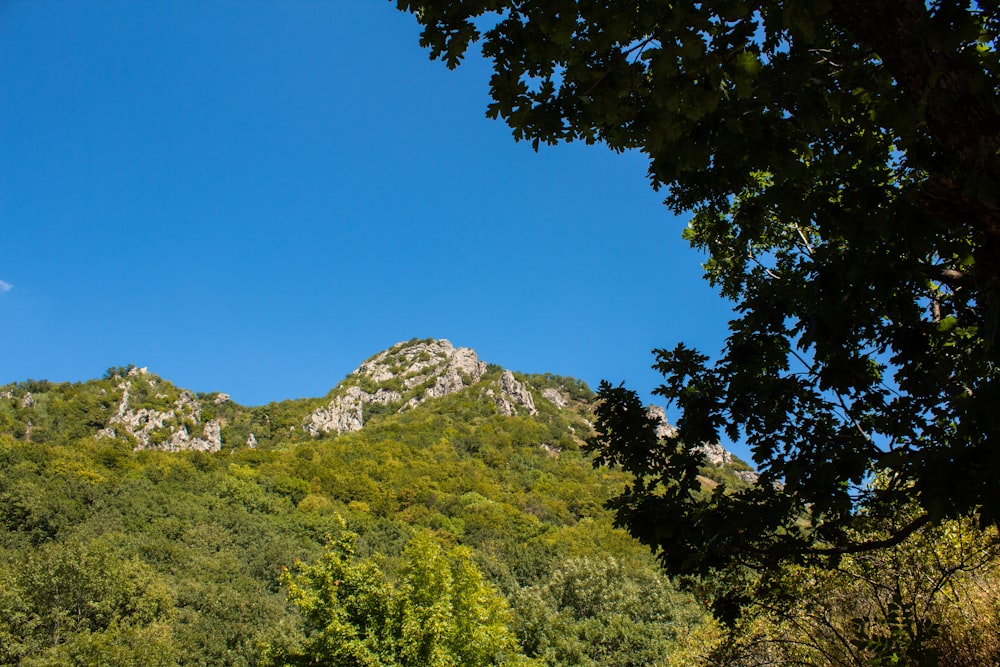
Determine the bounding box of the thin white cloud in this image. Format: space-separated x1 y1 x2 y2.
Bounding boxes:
0 281 12 293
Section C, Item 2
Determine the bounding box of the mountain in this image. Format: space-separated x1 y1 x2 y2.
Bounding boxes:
0 338 752 666
0 338 749 471
302 338 540 436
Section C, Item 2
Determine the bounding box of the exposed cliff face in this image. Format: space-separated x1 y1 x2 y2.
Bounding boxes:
541 387 568 408
97 368 223 452
303 386 402 436
303 339 544 435
488 370 537 416
646 405 679 440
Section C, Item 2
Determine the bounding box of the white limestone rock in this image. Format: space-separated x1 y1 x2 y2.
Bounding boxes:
99 380 223 452
645 405 679 439
647 404 737 466
697 441 733 466
368 388 404 404
542 387 568 408
351 339 486 395
304 386 366 436
304 339 489 434
426 367 467 399
154 419 222 453
486 389 513 416
492 370 537 416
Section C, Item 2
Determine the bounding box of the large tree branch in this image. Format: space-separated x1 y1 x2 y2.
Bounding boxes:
804 514 932 557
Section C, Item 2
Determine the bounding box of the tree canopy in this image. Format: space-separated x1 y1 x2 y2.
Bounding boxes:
394 0 1000 591
264 522 530 667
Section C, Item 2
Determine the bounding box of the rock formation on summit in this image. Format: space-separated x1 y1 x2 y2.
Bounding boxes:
303 339 551 434
303 339 489 435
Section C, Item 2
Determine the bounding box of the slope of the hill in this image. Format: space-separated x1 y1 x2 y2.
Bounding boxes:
0 339 751 665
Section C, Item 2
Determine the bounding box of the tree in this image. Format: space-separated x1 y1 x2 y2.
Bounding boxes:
263 518 533 666
0 538 178 666
511 556 716 666
710 514 1000 666
394 0 1000 594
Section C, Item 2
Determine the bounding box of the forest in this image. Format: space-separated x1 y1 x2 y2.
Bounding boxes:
1 342 998 666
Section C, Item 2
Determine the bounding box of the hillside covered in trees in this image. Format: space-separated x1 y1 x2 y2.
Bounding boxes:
1 339 997 666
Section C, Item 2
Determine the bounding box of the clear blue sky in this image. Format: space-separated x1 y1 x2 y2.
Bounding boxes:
1 1 737 442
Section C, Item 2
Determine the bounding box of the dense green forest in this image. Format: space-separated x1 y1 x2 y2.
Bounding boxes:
1 340 998 665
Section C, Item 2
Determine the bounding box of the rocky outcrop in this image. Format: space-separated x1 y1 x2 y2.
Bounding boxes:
305 389 364 436
151 418 222 453
304 339 488 435
697 441 733 466
304 386 405 436
489 370 537 416
354 339 486 393
646 405 679 439
98 382 222 452
542 387 568 408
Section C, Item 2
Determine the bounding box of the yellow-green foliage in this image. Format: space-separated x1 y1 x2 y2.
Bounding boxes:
714 514 1000 667
265 521 535 666
0 374 704 666
11 367 995 667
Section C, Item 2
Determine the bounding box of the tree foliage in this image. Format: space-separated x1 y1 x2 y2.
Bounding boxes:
264 521 531 666
394 0 1000 583
0 537 179 666
712 513 1000 666
0 371 709 665
511 556 716 666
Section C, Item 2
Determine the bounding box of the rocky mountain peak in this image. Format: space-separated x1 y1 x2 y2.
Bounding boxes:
304 339 540 436
2 339 756 481
351 338 486 390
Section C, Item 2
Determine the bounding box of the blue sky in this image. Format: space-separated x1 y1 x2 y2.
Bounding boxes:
1 1 737 444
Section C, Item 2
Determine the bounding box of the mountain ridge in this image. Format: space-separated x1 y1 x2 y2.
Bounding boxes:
0 337 752 478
